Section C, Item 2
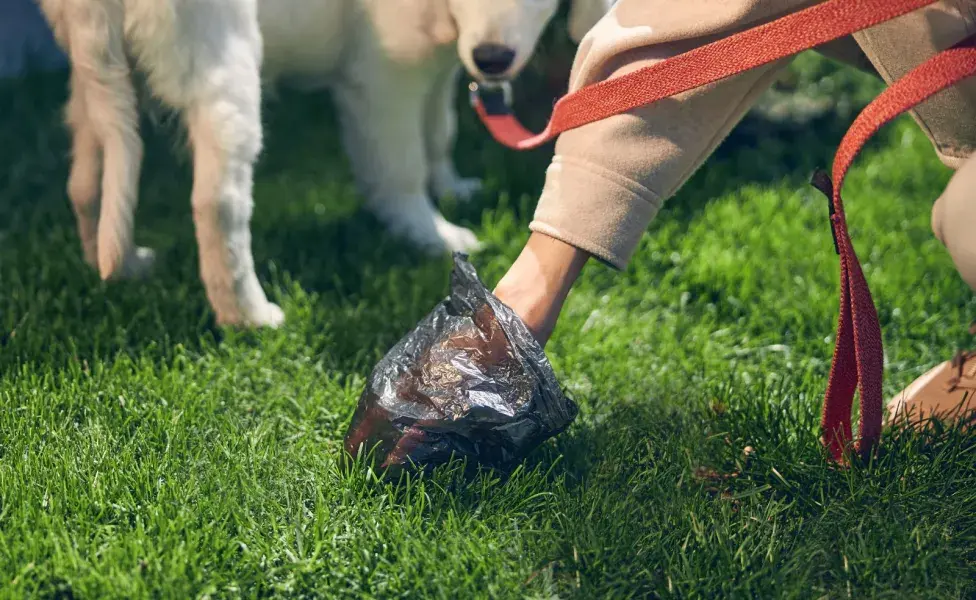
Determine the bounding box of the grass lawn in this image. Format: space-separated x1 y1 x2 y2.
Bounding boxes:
1 34 975 598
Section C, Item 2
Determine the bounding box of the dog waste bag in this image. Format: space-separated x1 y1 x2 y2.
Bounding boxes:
344 253 578 473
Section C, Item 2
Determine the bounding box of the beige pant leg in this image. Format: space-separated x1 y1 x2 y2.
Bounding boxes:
932 154 976 291
853 2 976 292
853 1 976 168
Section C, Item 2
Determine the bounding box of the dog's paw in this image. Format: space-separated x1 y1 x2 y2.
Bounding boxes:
215 301 285 329
243 302 286 329
431 216 482 254
430 164 483 202
369 193 483 255
118 246 157 280
394 214 482 255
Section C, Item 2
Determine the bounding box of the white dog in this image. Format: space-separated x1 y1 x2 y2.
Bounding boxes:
35 0 562 328
258 0 561 254
36 0 283 327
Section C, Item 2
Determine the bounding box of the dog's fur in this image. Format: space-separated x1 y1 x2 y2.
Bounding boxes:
35 0 563 327
36 0 283 327
258 0 560 255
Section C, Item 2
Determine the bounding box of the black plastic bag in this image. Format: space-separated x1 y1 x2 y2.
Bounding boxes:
344 253 578 474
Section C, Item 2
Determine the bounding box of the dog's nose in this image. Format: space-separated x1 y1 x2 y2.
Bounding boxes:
472 44 516 76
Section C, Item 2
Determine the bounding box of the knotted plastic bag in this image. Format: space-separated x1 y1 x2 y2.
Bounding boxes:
343 253 577 474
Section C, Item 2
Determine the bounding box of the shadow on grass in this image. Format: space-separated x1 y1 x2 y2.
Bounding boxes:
0 50 894 374
0 73 439 372
344 382 974 551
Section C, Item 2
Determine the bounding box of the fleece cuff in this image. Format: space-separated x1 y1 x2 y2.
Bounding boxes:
529 155 662 270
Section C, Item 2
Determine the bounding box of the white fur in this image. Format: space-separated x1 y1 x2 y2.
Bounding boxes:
567 0 617 44
35 0 562 327
258 0 559 254
37 0 283 327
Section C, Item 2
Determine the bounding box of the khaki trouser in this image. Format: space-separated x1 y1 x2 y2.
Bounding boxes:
531 0 976 292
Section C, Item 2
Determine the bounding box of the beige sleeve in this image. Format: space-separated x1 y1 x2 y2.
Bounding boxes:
530 0 818 268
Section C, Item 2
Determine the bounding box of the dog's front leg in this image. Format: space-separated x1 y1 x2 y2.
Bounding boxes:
424 64 483 202
333 67 481 254
184 57 283 328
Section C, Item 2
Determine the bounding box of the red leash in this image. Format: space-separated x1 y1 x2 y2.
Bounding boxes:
470 0 940 150
470 0 976 462
816 37 976 461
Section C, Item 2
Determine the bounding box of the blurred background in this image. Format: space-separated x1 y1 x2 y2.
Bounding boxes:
0 0 65 79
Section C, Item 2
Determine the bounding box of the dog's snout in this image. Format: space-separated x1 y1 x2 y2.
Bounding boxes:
471 43 516 77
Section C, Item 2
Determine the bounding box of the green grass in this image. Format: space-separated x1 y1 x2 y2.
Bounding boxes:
1 41 975 598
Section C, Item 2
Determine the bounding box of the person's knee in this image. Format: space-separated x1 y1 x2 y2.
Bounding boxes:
932 153 976 291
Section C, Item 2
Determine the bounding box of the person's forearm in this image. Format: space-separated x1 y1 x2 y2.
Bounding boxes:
494 233 590 343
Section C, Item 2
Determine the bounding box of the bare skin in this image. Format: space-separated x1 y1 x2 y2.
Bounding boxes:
492 232 590 346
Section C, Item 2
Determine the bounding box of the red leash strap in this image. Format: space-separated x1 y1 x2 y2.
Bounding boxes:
470 0 939 150
470 0 976 462
814 36 976 462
